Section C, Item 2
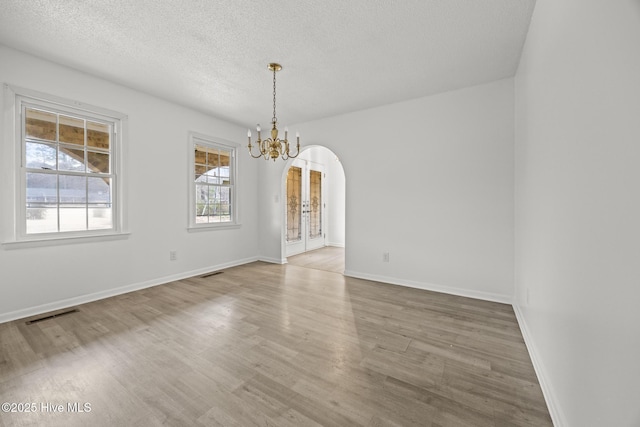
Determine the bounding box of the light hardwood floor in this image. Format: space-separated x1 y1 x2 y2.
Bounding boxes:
287 246 345 274
0 260 551 426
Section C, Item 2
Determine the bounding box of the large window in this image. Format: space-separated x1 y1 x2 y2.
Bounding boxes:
3 85 126 243
189 132 238 229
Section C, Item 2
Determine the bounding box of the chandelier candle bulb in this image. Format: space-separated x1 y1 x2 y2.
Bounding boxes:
285 127 288 140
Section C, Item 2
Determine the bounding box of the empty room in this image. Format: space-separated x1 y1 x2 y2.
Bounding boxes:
0 1 638 426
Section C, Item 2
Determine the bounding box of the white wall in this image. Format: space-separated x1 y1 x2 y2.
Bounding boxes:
514 1 640 425
259 79 515 302
0 45 259 321
325 153 346 247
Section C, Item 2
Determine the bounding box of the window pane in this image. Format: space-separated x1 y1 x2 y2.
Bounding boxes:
88 206 113 229
219 150 230 183
87 151 109 173
196 183 208 202
195 164 207 180
88 177 111 203
195 146 208 166
202 167 219 184
195 215 209 224
59 115 85 145
59 207 87 232
221 187 231 221
26 173 57 203
26 108 56 142
59 175 86 203
195 183 209 221
208 150 219 168
26 142 57 170
195 173 210 184
58 147 85 172
219 151 230 166
87 122 110 150
203 203 216 222
26 206 58 234
219 171 230 185
211 186 231 222
208 185 219 202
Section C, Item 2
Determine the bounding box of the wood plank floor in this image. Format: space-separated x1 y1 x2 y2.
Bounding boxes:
0 261 552 427
287 246 345 274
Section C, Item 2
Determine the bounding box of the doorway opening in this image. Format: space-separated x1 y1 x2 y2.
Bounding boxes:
285 158 325 255
282 146 345 273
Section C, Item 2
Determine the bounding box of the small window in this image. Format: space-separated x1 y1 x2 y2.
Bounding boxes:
3 85 127 243
189 132 238 229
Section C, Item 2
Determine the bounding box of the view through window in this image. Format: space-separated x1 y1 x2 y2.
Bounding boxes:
190 134 237 228
22 105 117 235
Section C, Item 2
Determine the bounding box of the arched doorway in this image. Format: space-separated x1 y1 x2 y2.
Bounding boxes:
281 146 345 271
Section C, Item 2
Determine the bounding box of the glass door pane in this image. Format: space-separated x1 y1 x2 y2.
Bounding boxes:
286 166 302 242
309 170 322 239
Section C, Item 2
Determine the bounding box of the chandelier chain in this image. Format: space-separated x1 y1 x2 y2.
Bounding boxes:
272 68 277 124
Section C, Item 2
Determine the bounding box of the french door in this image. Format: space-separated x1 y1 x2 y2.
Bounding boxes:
285 159 325 257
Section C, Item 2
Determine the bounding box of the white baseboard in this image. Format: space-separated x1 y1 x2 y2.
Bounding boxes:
0 256 259 324
326 242 345 248
343 270 512 304
513 304 565 427
258 256 287 264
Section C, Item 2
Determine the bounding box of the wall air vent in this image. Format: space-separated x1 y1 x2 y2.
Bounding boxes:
25 308 79 325
201 271 224 278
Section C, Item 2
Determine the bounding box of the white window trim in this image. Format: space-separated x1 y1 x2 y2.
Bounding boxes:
1 84 129 246
187 131 240 231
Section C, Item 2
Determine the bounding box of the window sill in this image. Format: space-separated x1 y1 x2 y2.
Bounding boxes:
1 231 131 249
187 223 241 232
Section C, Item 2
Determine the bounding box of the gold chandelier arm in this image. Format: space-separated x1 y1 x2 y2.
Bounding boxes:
248 139 268 159
248 148 265 159
281 140 301 160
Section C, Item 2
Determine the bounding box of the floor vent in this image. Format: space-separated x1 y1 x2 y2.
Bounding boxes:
26 309 79 325
201 271 223 278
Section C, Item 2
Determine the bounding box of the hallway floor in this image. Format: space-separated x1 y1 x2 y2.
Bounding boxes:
286 246 345 274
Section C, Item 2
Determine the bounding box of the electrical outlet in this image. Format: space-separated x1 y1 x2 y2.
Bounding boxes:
170 251 177 261
383 251 390 262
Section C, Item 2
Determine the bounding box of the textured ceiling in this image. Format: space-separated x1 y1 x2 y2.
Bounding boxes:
0 0 535 127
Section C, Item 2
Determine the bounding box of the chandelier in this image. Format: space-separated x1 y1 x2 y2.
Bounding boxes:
247 63 300 161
